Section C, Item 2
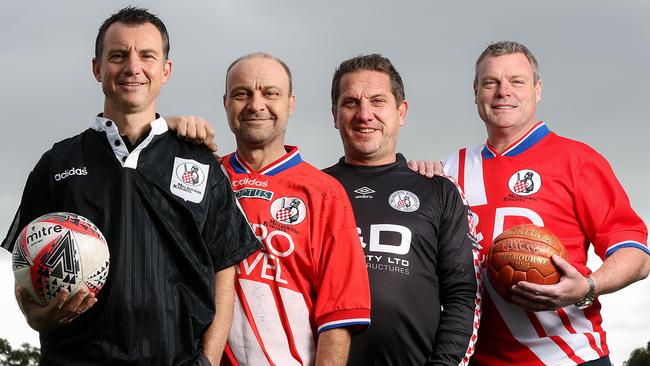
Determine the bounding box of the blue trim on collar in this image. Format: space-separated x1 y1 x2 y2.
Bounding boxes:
229 154 248 174
482 146 496 159
504 124 550 157
482 123 550 159
229 147 304 176
263 152 303 176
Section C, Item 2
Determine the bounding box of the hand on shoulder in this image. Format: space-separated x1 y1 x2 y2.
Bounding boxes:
407 159 444 178
166 115 218 152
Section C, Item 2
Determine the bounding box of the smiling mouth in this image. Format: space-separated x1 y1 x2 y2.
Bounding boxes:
120 82 147 87
241 118 274 122
355 128 378 134
492 105 517 109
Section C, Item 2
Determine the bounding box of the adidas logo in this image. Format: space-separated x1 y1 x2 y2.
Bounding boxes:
54 166 88 181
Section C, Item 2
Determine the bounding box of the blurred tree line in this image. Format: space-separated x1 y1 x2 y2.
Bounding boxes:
623 341 650 366
0 339 39 366
0 338 648 365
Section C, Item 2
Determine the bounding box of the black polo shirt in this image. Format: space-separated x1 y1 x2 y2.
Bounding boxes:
2 115 261 365
324 154 480 366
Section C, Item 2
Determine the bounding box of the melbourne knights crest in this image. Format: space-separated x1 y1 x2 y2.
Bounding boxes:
388 190 420 212
270 197 306 225
508 169 542 196
176 162 205 186
170 157 209 203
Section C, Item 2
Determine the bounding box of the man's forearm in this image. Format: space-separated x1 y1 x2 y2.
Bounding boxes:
315 327 352 366
428 287 478 365
590 247 650 296
203 265 236 365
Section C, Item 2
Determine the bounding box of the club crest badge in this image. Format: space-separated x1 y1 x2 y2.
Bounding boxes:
270 197 307 225
170 157 209 203
388 190 420 212
177 164 204 186
508 169 541 196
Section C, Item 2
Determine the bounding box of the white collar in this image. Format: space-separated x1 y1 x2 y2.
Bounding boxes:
90 114 169 169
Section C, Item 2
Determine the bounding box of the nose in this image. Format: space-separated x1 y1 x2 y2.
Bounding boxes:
123 52 142 76
354 100 374 122
246 92 265 113
495 80 512 97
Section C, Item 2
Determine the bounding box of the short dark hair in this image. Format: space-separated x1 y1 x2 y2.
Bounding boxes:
225 52 293 93
95 6 170 60
331 54 405 107
475 41 539 84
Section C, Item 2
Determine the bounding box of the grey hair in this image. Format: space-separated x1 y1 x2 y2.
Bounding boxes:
225 52 293 93
474 41 540 84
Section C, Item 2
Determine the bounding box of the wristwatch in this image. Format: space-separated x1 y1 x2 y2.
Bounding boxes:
575 276 596 309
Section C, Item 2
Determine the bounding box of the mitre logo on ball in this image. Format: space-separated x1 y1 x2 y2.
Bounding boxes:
12 212 110 305
487 224 567 302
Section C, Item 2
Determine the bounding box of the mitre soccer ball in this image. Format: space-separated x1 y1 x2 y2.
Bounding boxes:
12 212 110 305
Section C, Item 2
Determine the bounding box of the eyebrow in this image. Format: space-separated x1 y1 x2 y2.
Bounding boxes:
227 86 250 93
369 93 388 98
230 84 282 91
139 48 160 54
481 73 528 80
106 47 160 54
341 92 388 99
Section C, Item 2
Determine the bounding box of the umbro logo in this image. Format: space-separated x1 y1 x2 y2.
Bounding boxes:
354 187 375 195
354 186 375 199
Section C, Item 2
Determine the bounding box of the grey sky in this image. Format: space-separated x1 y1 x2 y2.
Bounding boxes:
1 1 648 364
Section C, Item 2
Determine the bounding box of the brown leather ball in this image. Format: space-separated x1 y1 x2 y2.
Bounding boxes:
487 224 568 302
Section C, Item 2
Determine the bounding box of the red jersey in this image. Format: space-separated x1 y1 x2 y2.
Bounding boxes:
444 122 649 366
221 146 371 366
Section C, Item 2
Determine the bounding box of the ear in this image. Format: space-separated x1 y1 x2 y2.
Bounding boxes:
288 94 296 116
473 81 478 104
397 100 408 126
535 79 542 103
161 58 172 84
332 105 339 129
223 94 227 109
92 57 101 82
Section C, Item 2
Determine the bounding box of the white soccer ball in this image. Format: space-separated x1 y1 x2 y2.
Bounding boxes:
12 212 110 305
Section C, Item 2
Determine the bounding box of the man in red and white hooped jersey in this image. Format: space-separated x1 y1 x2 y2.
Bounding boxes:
219 53 371 366
441 41 650 366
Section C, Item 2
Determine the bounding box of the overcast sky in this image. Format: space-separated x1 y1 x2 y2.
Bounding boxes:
1 1 648 364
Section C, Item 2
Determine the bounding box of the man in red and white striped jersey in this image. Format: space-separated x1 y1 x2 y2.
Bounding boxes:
439 41 650 366
218 53 371 366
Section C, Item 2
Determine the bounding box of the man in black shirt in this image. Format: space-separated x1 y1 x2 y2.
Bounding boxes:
323 54 481 365
1 7 260 365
